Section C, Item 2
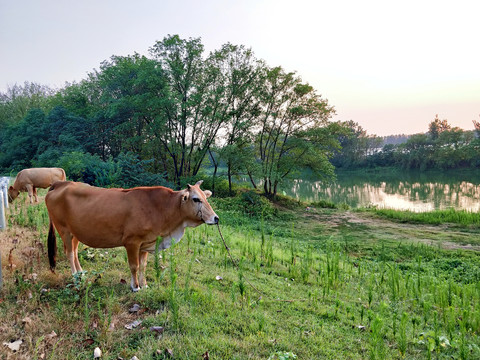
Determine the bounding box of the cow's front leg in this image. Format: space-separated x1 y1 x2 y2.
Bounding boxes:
25 184 34 204
72 237 83 273
125 243 141 292
61 232 77 275
138 250 149 289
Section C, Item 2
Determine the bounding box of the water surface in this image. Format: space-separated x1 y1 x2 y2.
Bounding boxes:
278 171 480 212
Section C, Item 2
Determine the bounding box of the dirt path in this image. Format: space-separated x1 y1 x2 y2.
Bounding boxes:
303 209 480 251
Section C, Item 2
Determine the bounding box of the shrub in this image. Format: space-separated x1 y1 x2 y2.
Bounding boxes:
213 190 276 219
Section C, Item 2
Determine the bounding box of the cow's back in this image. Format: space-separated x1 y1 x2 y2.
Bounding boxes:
14 168 66 190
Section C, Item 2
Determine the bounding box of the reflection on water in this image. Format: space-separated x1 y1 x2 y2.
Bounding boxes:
280 171 480 212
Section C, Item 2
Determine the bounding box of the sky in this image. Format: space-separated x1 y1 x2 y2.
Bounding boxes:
1 0 479 136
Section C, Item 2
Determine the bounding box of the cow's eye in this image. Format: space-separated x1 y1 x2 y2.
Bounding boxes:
193 198 201 203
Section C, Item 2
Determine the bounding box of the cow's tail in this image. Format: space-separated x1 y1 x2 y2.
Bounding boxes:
47 219 57 272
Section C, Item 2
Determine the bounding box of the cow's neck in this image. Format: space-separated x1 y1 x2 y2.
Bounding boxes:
154 189 193 236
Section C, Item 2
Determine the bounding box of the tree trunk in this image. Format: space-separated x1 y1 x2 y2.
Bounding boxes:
227 160 232 195
247 170 257 189
273 180 278 198
263 178 268 195
209 150 218 196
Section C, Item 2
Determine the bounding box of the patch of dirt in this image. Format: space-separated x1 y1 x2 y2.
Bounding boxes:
0 225 46 273
303 208 480 252
441 242 480 251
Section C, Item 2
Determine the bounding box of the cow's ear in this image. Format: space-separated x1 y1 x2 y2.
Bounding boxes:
9 186 13 190
204 190 212 198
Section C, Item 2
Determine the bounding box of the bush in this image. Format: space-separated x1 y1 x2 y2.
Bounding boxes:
59 151 171 188
213 190 276 219
114 152 171 188
58 151 107 182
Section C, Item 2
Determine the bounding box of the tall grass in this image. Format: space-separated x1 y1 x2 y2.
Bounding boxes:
366 208 480 226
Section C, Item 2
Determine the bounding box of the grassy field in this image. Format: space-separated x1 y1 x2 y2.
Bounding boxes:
1 190 480 359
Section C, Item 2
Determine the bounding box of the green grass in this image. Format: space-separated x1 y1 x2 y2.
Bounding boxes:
1 191 480 359
363 207 480 227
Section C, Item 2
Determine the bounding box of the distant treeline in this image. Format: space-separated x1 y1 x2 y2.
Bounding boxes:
332 116 480 170
382 134 410 146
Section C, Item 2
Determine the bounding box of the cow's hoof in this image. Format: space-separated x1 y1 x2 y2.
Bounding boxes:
131 286 141 292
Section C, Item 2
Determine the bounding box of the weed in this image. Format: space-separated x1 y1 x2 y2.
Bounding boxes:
398 312 408 357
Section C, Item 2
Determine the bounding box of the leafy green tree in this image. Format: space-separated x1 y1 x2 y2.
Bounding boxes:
209 43 264 193
94 54 167 160
331 121 382 168
428 114 451 140
0 82 54 127
397 133 433 170
0 108 49 170
50 80 113 159
473 116 480 137
250 66 338 197
149 35 232 185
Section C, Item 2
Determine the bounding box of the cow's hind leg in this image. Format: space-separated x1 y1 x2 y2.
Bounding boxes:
72 237 83 273
60 231 77 275
125 243 141 292
138 250 149 289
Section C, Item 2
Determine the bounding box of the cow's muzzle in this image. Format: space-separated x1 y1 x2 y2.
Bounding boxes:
205 215 219 225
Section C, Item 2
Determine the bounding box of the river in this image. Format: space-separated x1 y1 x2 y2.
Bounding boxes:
271 170 480 212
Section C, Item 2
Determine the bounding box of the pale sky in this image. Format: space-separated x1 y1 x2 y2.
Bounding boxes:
1 0 479 136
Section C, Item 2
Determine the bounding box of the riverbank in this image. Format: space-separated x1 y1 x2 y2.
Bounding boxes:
1 191 480 359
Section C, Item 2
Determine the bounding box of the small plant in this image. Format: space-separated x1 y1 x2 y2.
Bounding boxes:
423 300 432 326
84 281 92 333
301 246 313 283
154 236 163 284
168 246 179 330
238 266 246 300
369 315 386 360
367 274 375 307
398 312 408 357
184 250 195 301
268 351 297 360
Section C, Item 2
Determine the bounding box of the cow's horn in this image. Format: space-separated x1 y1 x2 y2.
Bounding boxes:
195 180 203 186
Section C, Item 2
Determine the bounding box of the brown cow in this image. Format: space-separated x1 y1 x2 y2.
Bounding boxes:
8 167 66 203
46 180 219 291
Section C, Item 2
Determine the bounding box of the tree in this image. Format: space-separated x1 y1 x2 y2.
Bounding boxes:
473 115 480 137
94 54 168 166
250 66 337 197
51 80 111 159
149 35 231 185
209 43 264 193
0 109 49 169
428 114 451 140
397 133 433 170
331 121 379 168
0 82 54 127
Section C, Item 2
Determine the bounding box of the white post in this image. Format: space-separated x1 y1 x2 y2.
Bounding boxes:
2 184 7 209
0 189 5 232
0 177 8 209
0 181 6 290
